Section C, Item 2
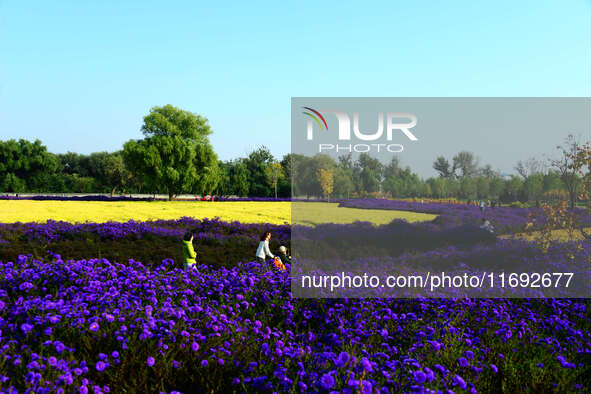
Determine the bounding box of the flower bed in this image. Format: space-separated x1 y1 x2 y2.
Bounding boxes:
338 199 591 234
0 253 589 393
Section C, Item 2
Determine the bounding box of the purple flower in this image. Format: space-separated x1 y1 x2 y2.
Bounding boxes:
48 357 57 366
320 373 335 389
20 323 33 333
453 374 467 389
201 360 208 367
96 361 107 372
147 357 155 367
360 380 373 394
89 322 99 332
55 342 65 353
360 357 373 372
490 364 498 373
191 342 199 352
457 357 469 367
413 370 426 383
335 351 350 368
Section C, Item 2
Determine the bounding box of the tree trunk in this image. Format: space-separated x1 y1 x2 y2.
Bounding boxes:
111 187 116 198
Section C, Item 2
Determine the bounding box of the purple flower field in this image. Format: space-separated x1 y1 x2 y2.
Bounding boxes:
1 253 591 393
0 204 590 392
338 199 591 234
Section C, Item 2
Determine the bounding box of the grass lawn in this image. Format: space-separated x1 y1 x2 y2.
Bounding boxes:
292 202 437 225
0 200 437 225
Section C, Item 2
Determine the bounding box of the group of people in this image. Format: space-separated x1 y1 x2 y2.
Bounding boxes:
255 231 291 270
181 230 291 269
466 199 501 211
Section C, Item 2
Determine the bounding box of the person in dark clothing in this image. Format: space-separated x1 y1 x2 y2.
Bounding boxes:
277 245 292 265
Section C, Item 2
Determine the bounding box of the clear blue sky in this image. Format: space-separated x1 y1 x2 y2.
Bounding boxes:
1 1 590 177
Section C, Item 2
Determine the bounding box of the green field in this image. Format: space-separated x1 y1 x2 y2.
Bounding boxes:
292 201 437 225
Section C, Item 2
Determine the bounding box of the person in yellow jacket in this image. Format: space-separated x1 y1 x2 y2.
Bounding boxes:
182 232 197 268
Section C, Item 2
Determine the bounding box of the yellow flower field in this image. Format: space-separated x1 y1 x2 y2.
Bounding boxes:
0 200 437 225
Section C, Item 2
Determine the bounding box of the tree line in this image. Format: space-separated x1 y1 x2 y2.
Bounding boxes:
0 105 587 204
292 152 575 205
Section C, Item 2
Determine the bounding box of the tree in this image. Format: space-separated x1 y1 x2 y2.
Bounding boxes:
459 177 477 199
433 156 453 178
333 166 355 198
244 147 274 197
123 105 218 200
515 157 544 179
101 152 128 197
452 151 479 178
295 154 335 198
265 161 284 199
0 139 58 192
317 168 335 202
489 177 505 200
356 153 383 195
502 176 523 203
275 154 293 197
475 177 490 199
542 170 563 194
427 177 446 198
214 161 232 196
525 138 590 247
523 173 544 203
231 161 250 197
478 164 497 178
551 135 582 209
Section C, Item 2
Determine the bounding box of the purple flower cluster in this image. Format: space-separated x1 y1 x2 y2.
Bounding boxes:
0 217 290 244
0 250 590 392
338 199 591 234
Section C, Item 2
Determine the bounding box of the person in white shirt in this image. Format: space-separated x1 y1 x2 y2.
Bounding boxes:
480 218 494 234
256 232 274 263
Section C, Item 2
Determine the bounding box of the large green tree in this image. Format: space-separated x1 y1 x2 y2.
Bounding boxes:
123 105 218 199
244 147 274 197
0 139 58 192
101 152 129 196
